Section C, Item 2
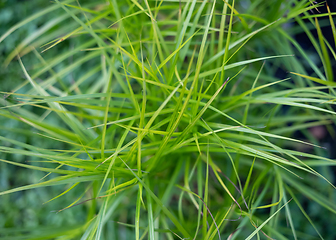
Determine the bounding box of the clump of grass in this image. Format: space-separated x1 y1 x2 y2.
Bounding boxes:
1 0 336 239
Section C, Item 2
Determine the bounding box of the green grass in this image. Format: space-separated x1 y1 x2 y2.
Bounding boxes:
1 0 336 239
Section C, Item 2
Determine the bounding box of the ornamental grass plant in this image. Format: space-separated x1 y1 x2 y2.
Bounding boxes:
0 0 336 239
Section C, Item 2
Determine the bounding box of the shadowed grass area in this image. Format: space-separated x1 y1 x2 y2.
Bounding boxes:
0 0 336 239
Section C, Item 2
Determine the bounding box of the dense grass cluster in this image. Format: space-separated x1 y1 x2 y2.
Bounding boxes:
1 0 336 239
